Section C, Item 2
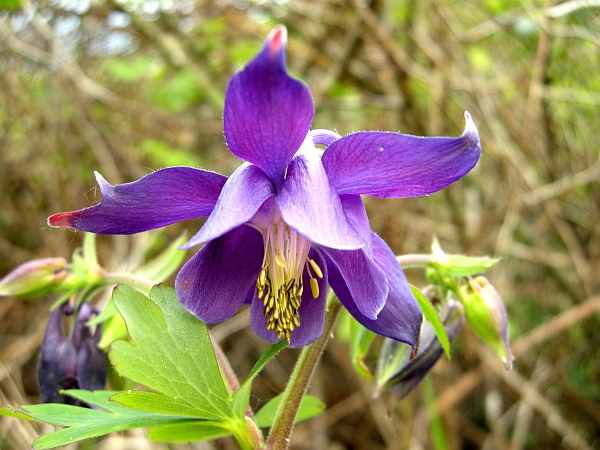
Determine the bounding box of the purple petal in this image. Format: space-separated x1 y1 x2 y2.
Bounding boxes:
321 112 481 198
250 249 328 347
339 194 372 257
224 26 314 188
182 163 274 249
277 149 363 250
311 129 341 147
48 168 226 234
175 226 263 323
39 303 78 404
328 233 422 345
378 300 464 398
322 244 388 320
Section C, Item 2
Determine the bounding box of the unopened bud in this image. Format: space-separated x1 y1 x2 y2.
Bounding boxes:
375 300 464 401
0 258 67 299
461 276 514 370
38 302 106 405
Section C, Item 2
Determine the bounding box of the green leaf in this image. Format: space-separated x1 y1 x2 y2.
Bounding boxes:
411 286 451 359
432 255 501 277
254 394 325 428
232 340 287 416
2 391 197 449
110 284 233 421
135 231 188 282
349 318 376 379
98 310 128 350
0 406 37 422
110 391 218 418
149 421 231 443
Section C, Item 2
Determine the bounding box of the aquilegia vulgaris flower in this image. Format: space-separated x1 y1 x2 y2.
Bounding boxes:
48 26 481 347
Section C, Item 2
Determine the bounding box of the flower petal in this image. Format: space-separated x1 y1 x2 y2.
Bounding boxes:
250 249 328 347
48 168 226 234
339 194 372 257
328 233 422 345
322 245 388 320
376 300 463 398
224 25 314 188
321 112 481 198
311 129 341 147
182 162 274 249
277 147 363 250
175 226 263 324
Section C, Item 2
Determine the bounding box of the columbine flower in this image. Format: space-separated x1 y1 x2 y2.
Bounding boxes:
375 299 464 401
38 303 106 405
48 26 481 347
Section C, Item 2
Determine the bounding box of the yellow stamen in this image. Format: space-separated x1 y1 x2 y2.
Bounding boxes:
275 255 286 268
255 219 319 341
310 278 319 299
308 258 324 279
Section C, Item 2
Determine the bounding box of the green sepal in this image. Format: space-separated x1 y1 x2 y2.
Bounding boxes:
430 238 500 278
411 286 451 359
431 254 501 278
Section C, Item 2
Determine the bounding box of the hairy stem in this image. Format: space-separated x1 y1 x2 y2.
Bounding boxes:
267 294 342 450
101 272 154 295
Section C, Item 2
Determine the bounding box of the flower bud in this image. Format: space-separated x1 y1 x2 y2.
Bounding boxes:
38 302 106 405
460 276 514 370
0 258 67 299
375 300 464 401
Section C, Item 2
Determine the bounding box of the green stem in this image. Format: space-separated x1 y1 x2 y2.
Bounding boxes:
211 336 263 446
101 272 155 295
267 295 343 450
396 254 436 267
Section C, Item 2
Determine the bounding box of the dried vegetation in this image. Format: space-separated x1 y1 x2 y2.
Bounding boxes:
1 0 599 448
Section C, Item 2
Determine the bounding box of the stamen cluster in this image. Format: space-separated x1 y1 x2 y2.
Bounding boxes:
256 221 323 340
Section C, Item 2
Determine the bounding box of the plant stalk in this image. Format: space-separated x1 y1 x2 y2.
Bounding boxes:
267 295 342 449
101 272 154 295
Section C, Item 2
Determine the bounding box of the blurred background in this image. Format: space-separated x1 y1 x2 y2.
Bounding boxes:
1 0 599 448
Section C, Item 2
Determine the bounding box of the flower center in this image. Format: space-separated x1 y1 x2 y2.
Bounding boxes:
255 221 324 341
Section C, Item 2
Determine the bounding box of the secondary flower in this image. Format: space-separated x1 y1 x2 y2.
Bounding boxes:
38 303 106 405
48 26 481 347
375 299 464 401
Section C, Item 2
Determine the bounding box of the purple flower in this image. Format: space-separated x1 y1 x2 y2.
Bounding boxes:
48 26 481 347
38 303 106 405
375 299 464 401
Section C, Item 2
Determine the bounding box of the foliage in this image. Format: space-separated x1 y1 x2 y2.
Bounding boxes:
1 285 322 448
1 0 599 448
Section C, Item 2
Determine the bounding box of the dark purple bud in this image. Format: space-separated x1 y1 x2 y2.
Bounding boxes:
375 300 464 401
38 303 106 405
75 305 106 392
